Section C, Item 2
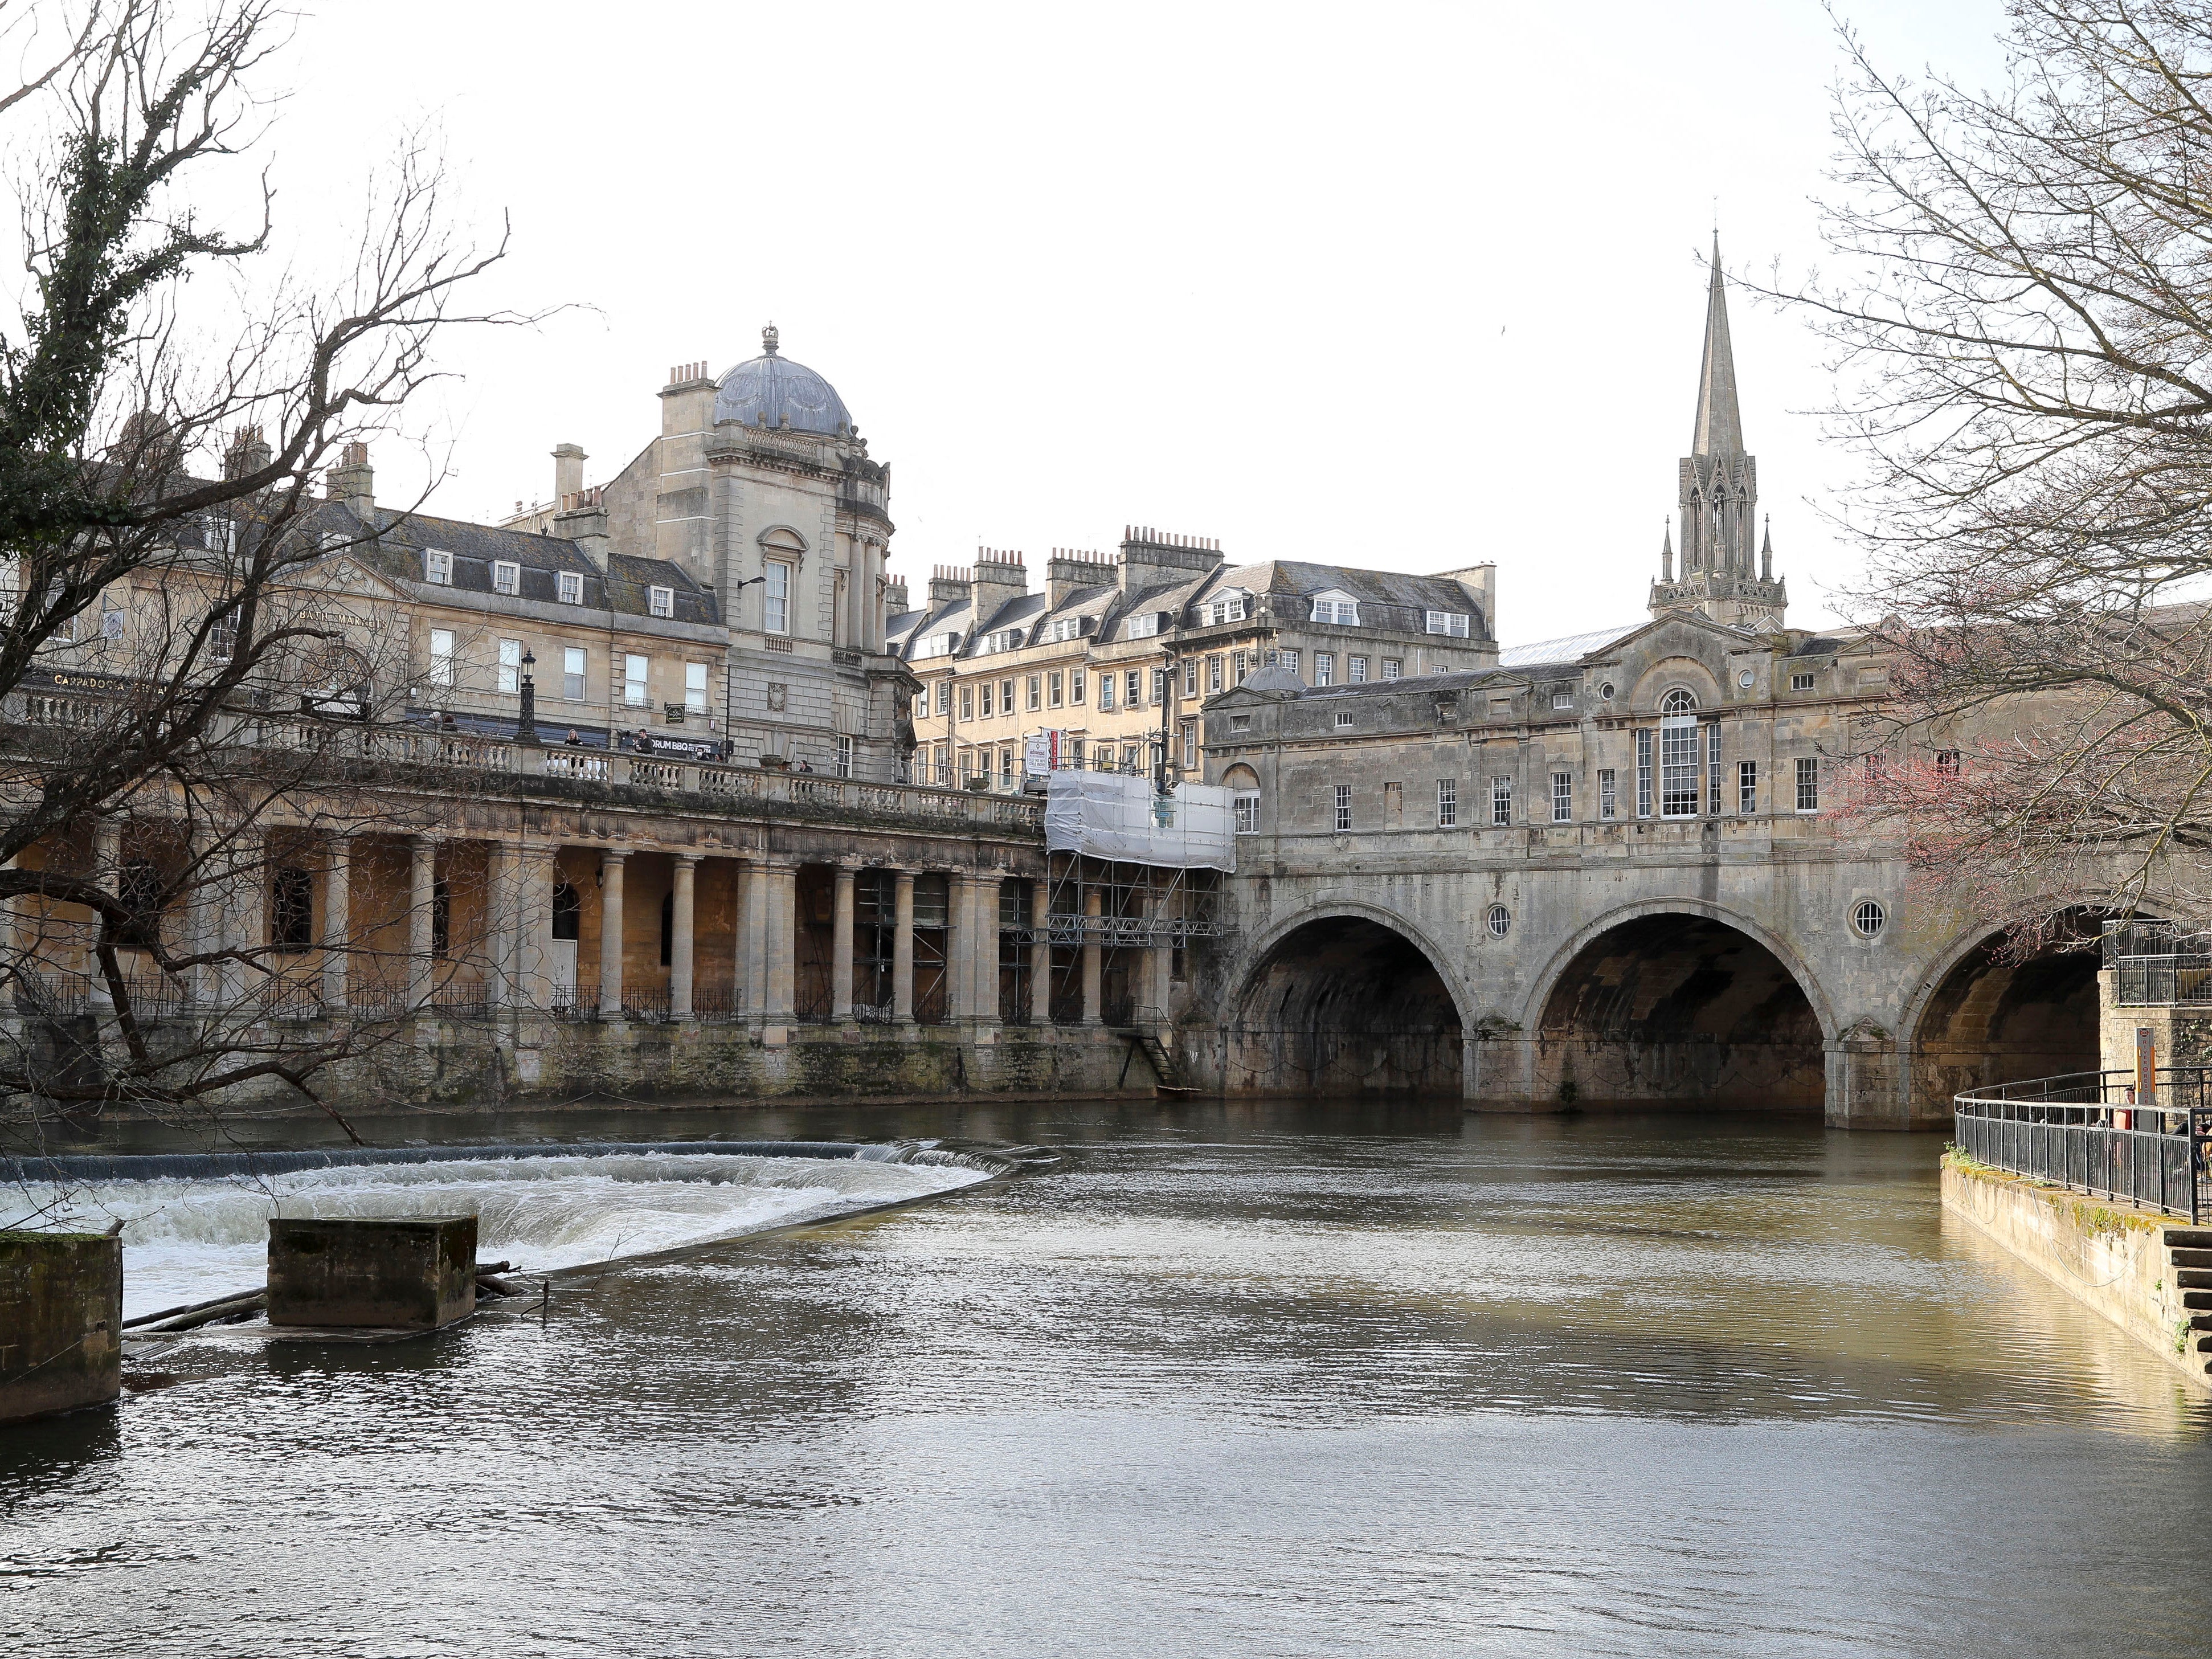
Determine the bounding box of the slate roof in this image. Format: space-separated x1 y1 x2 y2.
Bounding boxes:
318 502 718 625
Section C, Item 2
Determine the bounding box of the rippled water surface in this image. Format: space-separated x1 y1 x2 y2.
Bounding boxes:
6 1101 2211 1658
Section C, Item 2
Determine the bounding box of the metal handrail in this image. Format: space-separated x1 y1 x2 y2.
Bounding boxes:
1954 1067 2212 1221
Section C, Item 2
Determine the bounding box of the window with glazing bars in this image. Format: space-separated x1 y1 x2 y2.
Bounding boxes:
1333 784 1351 832
1706 722 1723 815
1598 768 1617 820
1491 775 1512 826
1437 778 1457 827
1551 771 1572 822
1737 759 1757 814
1796 755 1821 812
1659 691 1699 815
1636 728 1653 816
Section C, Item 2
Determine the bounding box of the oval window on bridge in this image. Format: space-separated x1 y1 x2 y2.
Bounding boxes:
1486 904 1511 939
1853 900 1887 938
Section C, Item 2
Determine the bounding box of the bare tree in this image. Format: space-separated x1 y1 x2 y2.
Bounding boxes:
0 0 524 1138
1749 1 2212 937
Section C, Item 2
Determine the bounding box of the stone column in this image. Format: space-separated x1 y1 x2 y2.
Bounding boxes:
772 863 799 1020
737 857 761 1015
947 873 973 1024
868 544 886 651
218 832 264 1011
831 864 856 1022
184 832 219 1008
518 844 558 1011
407 835 437 1012
670 853 698 1020
598 851 626 1020
1149 880 1174 1022
1081 887 1103 1025
88 819 120 1011
892 870 915 1024
1029 878 1052 1027
321 835 351 1014
485 843 514 1010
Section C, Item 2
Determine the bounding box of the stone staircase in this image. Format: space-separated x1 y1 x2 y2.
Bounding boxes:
2166 1227 2212 1377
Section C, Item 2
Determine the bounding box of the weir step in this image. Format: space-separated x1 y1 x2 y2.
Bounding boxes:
2161 1228 2212 1249
2182 1290 2212 1311
2174 1269 2212 1290
2171 1248 2212 1270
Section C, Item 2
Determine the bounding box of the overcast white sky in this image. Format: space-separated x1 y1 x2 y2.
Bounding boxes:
118 2 2021 641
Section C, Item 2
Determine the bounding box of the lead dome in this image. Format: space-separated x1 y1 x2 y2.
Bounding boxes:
713 324 853 436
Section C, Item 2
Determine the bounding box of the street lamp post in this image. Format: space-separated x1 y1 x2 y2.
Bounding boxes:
516 648 538 747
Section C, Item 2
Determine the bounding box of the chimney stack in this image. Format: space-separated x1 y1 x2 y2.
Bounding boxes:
552 483 611 571
1117 525 1223 597
884 574 910 616
328 441 374 522
552 443 587 504
969 546 1028 625
1046 546 1113 607
223 424 273 482
928 564 974 606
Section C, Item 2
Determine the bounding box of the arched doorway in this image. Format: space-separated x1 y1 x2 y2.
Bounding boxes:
1535 912 1826 1110
1229 914 1463 1096
1910 925 2102 1108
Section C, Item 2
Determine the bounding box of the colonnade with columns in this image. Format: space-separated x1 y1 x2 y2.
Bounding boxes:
7 815 1195 1038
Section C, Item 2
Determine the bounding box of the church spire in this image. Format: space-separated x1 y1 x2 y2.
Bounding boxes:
1650 232 1785 630
1690 236 1745 457
1660 520 1674 582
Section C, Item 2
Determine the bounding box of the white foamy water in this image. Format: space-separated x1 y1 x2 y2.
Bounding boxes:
9 1150 989 1317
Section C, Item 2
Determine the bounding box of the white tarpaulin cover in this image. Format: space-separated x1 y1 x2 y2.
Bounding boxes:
1044 770 1237 871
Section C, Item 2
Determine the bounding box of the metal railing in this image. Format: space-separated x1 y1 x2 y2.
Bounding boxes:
548 985 599 1023
620 987 673 1024
1954 1068 2212 1221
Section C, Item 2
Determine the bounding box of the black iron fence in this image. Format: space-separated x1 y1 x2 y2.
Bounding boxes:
1953 1068 2212 1221
2103 918 2212 1004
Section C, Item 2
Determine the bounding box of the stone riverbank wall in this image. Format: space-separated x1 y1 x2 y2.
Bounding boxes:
1940 1155 2212 1393
5 1014 1155 1118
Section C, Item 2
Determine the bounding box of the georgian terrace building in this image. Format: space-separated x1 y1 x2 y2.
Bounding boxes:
886 529 1500 788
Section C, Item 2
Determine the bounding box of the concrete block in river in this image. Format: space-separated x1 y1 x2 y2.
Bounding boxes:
0 1231 122 1424
267 1216 477 1331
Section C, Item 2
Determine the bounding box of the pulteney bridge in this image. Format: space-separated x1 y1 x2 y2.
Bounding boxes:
1184 611 2097 1130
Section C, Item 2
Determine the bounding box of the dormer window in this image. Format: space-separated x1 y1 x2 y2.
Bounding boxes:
649 585 674 618
557 571 584 605
1311 591 1360 626
423 549 453 586
1126 612 1161 640
910 631 959 661
492 560 520 596
981 627 1025 653
1425 610 1470 638
1206 591 1249 627
1046 616 1083 643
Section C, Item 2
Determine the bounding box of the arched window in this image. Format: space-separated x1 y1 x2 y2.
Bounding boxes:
1224 763 1261 835
1660 690 1700 816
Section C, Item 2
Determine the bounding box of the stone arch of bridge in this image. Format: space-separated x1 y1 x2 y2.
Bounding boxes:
1224 902 1471 1098
1902 915 2107 1111
1522 900 1837 1112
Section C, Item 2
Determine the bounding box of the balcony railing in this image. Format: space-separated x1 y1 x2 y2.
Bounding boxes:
2 691 1045 833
